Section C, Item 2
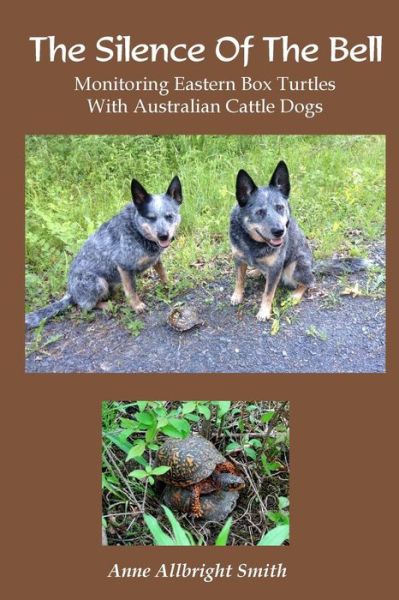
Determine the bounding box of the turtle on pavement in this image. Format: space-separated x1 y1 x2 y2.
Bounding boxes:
155 434 245 517
166 304 203 332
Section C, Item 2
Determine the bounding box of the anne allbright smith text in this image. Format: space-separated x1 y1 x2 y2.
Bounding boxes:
107 562 287 582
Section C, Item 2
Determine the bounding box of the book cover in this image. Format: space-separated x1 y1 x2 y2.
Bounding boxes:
2 0 396 597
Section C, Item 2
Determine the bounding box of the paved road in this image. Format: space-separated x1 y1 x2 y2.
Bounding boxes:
25 265 385 374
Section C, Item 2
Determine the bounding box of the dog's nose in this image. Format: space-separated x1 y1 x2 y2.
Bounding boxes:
271 228 285 238
158 234 169 242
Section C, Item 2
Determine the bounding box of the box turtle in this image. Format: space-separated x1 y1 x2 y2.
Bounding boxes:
166 305 203 331
162 487 240 522
155 434 245 517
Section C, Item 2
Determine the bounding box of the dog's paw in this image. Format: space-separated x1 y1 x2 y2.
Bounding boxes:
290 294 301 305
133 301 147 314
291 285 307 303
256 307 272 322
230 291 244 306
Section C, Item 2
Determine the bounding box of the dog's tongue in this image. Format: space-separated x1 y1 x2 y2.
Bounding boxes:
269 238 283 246
158 239 171 248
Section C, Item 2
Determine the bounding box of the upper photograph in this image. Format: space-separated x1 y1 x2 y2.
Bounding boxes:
25 135 385 373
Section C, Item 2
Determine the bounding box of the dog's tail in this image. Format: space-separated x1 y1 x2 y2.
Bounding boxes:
314 257 370 277
25 293 73 329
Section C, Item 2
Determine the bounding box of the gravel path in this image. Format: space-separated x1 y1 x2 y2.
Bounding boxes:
25 250 385 373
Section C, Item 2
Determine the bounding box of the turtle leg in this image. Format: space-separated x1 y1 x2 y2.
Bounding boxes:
191 484 203 518
216 462 238 475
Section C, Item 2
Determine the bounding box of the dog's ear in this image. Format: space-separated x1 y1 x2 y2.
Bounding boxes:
269 161 290 197
166 176 183 204
236 170 257 207
131 179 150 206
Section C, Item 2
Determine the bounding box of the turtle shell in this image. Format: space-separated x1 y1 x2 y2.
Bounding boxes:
167 305 203 331
155 435 225 486
162 486 240 521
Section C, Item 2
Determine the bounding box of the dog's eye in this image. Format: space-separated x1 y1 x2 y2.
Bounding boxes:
147 215 157 222
165 214 174 222
256 209 266 218
275 205 285 214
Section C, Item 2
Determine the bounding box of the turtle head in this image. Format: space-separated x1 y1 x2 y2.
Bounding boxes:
216 472 245 491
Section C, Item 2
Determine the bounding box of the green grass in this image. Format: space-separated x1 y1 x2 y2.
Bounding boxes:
25 135 385 311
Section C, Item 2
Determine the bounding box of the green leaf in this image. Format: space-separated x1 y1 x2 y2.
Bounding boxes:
104 432 132 454
185 414 200 422
169 417 190 436
119 418 137 431
126 440 146 460
225 442 241 453
266 511 281 523
261 411 275 423
182 401 196 414
157 416 169 428
267 462 281 472
147 443 160 451
145 424 157 444
103 434 147 466
136 401 148 412
278 496 290 510
215 517 233 546
161 424 185 438
249 438 262 448
143 513 175 546
135 412 155 427
214 401 231 418
271 319 280 335
257 524 289 546
197 405 211 419
151 466 171 476
128 469 148 479
154 404 168 417
162 506 196 546
245 447 257 460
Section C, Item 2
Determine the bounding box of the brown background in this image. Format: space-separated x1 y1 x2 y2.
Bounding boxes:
2 0 397 598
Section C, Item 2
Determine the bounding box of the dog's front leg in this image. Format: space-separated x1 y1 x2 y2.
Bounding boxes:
153 260 168 285
257 270 282 322
231 261 247 305
117 266 146 313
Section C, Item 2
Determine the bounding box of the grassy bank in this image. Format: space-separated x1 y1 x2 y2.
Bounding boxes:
25 135 385 311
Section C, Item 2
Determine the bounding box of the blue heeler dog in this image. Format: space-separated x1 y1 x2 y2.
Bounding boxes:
230 161 368 321
25 176 183 329
230 161 314 321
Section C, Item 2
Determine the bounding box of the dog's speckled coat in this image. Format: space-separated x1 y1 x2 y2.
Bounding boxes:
25 176 183 328
230 161 314 321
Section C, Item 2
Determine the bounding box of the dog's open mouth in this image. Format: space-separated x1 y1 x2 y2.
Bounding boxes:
255 229 284 247
268 238 283 247
158 239 171 248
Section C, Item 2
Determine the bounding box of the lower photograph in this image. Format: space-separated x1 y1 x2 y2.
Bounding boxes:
102 400 289 546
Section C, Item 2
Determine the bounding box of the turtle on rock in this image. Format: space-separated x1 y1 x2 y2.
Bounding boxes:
162 487 240 522
155 434 245 519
